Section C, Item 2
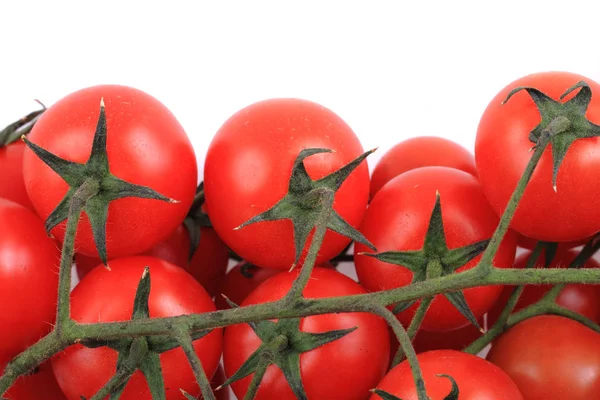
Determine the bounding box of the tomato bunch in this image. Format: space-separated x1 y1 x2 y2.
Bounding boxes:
1 70 600 400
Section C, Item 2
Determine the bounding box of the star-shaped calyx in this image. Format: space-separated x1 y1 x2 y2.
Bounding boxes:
22 99 176 265
503 81 600 191
371 374 459 400
78 268 210 400
219 299 356 400
235 148 377 268
360 193 489 331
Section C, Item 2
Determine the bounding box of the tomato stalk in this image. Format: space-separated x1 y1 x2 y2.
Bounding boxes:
391 296 434 367
176 329 216 400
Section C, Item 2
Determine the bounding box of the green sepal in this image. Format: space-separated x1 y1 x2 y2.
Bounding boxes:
502 81 600 190
180 389 197 400
22 98 176 265
109 351 131 400
0 102 45 147
542 241 558 268
235 148 377 267
140 352 166 400
182 182 213 260
359 193 488 330
370 388 404 400
132 267 151 320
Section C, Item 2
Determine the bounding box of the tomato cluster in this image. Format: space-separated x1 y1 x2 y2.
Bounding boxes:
1 71 600 400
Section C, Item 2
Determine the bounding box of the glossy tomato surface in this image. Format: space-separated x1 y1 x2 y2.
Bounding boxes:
355 167 517 331
23 85 197 259
370 136 477 199
3 362 66 400
487 316 600 399
223 268 390 399
0 199 60 363
476 71 600 241
52 257 223 400
204 98 369 269
0 141 34 210
371 350 523 399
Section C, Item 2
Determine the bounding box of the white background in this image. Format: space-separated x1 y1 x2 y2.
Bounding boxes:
2 1 600 178
1 1 599 397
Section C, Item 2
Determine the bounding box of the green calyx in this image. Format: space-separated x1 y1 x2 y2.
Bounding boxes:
0 101 45 147
359 193 489 331
79 268 210 400
219 300 356 400
503 81 600 191
182 182 213 261
235 148 377 268
22 99 177 265
371 374 459 400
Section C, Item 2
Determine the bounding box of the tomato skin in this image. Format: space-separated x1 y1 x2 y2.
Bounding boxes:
52 257 223 400
370 136 477 199
3 362 66 400
487 315 600 399
0 199 60 363
412 320 483 354
488 250 600 325
76 225 229 298
23 85 197 259
476 71 600 242
355 167 518 331
204 98 369 270
215 262 282 310
0 141 34 210
371 350 523 400
223 268 390 400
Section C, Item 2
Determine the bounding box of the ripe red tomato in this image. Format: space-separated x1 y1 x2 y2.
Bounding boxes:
215 262 282 310
476 71 600 242
223 268 390 399
75 226 229 297
412 320 483 354
0 199 60 363
488 250 600 326
355 167 517 331
3 362 66 400
370 136 477 199
0 141 34 210
371 350 523 399
52 257 223 400
487 315 600 399
23 85 197 259
204 98 370 270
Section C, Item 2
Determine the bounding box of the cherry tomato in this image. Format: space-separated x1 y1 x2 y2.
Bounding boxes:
0 141 34 210
215 262 282 310
487 315 600 399
0 199 60 363
412 320 483 354
371 350 523 399
52 257 223 400
223 268 390 399
370 136 477 199
76 225 229 298
355 167 517 331
204 98 369 270
476 71 600 242
23 85 197 259
3 362 66 400
488 250 600 326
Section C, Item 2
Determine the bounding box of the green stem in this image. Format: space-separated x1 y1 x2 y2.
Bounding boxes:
176 329 215 400
56 179 100 332
285 189 335 301
243 335 288 400
368 304 429 400
391 297 433 368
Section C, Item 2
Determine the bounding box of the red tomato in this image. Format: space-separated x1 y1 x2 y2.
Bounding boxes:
215 262 282 310
487 315 600 399
371 350 523 399
223 268 390 399
355 167 517 331
76 225 229 298
488 250 600 326
23 85 197 259
412 321 483 354
52 257 223 400
211 365 230 400
3 362 66 400
0 141 34 210
0 199 60 363
476 71 600 242
370 136 477 199
204 98 370 270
